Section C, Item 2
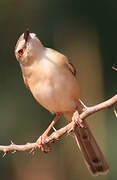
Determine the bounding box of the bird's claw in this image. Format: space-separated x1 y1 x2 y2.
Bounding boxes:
36 134 51 153
72 111 84 128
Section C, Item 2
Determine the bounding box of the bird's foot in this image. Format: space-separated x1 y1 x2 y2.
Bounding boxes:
72 111 84 128
36 133 51 153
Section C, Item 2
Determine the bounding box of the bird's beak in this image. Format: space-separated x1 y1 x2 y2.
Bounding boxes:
24 29 30 42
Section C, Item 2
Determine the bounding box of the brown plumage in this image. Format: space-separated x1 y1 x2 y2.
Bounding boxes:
74 121 109 175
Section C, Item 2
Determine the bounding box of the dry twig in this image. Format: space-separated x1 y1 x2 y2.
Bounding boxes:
0 95 117 155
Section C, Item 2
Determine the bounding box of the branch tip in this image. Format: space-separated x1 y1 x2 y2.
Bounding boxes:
112 66 117 71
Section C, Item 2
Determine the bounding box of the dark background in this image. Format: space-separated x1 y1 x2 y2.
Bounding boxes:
0 0 117 179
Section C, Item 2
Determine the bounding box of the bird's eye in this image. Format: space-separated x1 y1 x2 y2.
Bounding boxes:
18 49 24 56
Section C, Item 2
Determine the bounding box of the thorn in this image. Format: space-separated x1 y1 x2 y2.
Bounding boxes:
112 66 117 71
29 148 34 154
32 150 35 155
67 126 73 134
113 106 117 118
11 150 16 154
2 152 7 158
79 99 87 109
11 140 14 145
53 126 56 132
29 148 36 156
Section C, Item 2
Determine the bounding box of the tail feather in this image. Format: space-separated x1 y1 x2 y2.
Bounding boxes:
64 97 109 176
74 121 109 175
64 99 109 175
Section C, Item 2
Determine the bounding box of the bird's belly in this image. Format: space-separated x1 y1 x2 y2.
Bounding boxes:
32 73 80 113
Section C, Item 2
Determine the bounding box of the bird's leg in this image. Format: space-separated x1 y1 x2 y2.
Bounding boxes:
36 113 62 152
72 110 84 128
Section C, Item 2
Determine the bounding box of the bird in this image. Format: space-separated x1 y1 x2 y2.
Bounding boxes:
15 29 109 175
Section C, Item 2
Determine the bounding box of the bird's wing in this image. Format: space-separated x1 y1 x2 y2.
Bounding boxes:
45 47 77 76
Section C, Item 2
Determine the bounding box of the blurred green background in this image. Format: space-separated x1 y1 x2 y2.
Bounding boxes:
0 0 117 179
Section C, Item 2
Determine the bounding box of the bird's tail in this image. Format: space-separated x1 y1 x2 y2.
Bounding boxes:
74 120 109 175
64 101 109 176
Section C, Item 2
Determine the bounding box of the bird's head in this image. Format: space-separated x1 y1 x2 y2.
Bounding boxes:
15 29 43 66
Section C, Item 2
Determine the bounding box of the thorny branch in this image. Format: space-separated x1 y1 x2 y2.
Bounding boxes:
0 95 117 155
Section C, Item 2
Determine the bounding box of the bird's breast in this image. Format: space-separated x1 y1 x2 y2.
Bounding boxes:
27 59 80 113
